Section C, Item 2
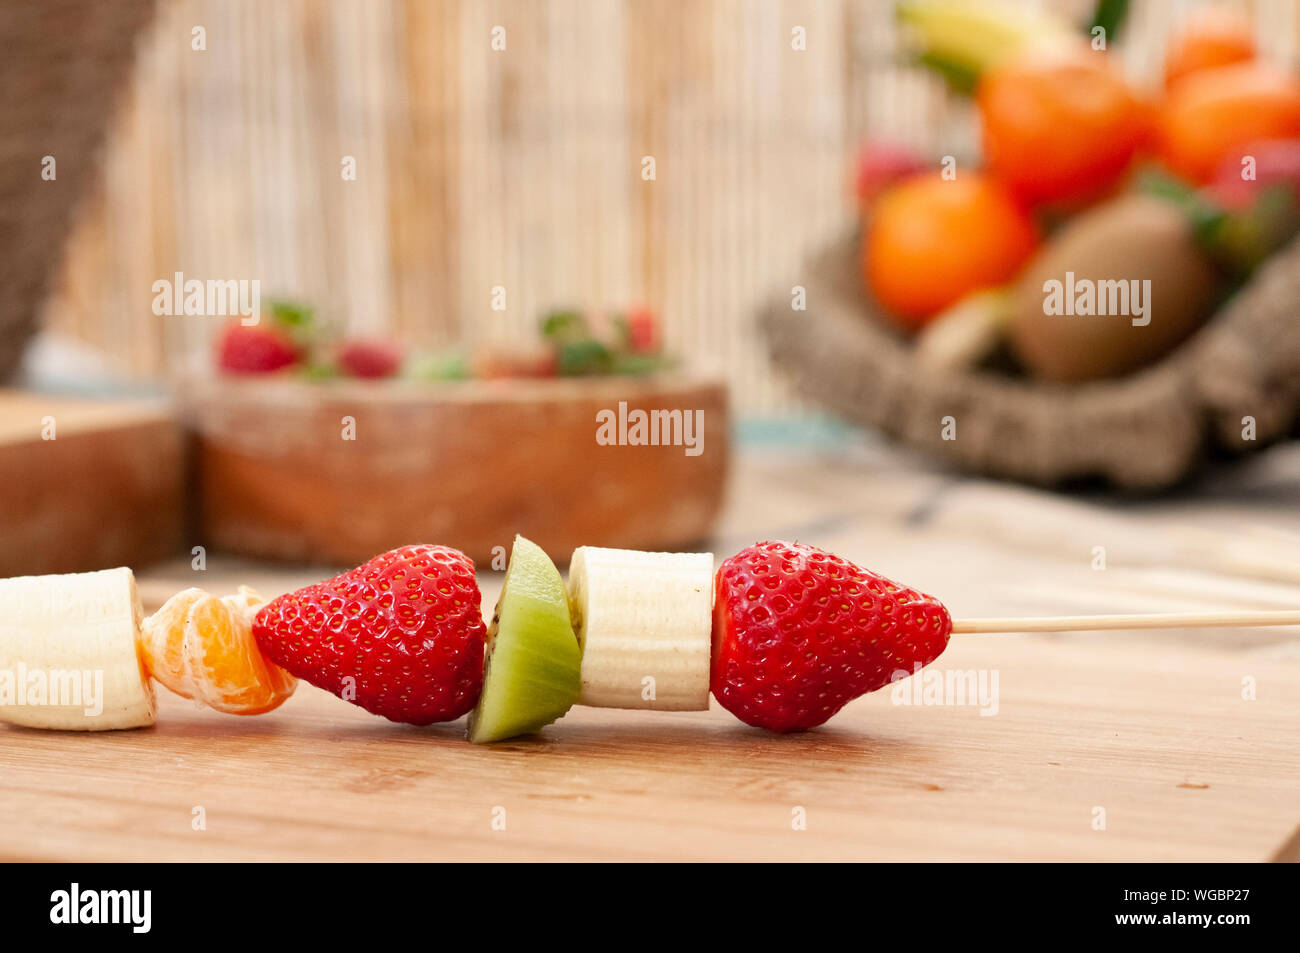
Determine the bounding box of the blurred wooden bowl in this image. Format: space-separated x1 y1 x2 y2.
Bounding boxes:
178 374 729 567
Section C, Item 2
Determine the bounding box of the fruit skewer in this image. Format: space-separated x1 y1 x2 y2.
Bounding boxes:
953 610 1300 633
1 538 1298 740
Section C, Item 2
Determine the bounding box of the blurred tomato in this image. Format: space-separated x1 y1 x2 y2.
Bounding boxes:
864 172 1038 329
978 49 1150 206
1163 5 1256 90
1158 64 1300 184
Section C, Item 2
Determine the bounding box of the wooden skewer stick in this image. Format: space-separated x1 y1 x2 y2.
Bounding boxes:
952 610 1300 634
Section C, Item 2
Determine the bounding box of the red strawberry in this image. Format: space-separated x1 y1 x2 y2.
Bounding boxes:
216 322 301 373
253 545 486 725
339 338 403 379
712 541 951 732
623 306 660 355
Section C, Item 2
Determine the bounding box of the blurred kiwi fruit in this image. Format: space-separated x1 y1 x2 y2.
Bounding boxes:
1009 194 1223 382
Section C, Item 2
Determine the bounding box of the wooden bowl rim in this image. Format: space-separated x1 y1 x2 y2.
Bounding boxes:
176 370 729 408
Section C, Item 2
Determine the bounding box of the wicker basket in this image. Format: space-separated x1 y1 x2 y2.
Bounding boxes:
0 0 156 381
761 227 1300 490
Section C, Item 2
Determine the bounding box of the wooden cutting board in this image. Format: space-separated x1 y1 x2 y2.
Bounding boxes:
0 390 183 577
0 635 1295 862
1 445 1297 861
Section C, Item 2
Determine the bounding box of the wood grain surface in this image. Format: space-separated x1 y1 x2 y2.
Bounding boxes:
1 635 1295 862
2 442 1298 861
0 391 183 577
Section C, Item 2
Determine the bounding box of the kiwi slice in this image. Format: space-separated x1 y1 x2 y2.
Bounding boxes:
468 535 582 744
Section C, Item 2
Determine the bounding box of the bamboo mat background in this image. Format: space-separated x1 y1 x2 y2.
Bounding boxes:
38 0 1300 414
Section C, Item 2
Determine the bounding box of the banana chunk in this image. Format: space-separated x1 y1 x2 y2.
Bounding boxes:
567 547 714 711
0 568 156 730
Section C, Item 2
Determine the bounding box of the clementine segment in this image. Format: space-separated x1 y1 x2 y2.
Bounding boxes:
141 587 296 715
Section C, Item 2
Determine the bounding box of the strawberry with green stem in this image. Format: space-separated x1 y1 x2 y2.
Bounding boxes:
216 298 317 375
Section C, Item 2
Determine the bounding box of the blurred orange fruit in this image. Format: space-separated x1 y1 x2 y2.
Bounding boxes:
1163 6 1256 90
141 587 296 715
978 49 1150 206
864 172 1038 328
1157 63 1300 184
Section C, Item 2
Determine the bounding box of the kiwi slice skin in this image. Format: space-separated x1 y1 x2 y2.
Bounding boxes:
467 536 582 744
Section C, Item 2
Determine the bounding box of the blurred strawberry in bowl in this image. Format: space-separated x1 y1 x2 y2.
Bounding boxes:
616 305 662 355
338 338 403 379
216 322 301 374
215 298 316 375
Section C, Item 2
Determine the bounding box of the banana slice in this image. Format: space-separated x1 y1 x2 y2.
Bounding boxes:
567 547 713 710
0 568 156 730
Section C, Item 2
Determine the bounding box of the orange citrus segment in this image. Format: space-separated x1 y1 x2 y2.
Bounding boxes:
140 587 297 715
